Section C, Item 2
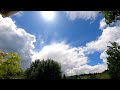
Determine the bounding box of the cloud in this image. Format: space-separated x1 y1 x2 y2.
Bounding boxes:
86 26 120 53
32 42 88 68
66 63 107 76
65 11 98 21
0 14 36 69
32 42 107 76
100 50 108 63
84 18 120 69
99 18 108 30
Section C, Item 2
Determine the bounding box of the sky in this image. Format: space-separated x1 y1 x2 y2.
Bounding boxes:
0 11 120 76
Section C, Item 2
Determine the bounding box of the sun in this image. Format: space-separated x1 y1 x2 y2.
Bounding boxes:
41 11 55 21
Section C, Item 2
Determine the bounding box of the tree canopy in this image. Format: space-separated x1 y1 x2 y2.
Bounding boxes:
25 59 62 79
0 51 21 79
100 11 120 25
106 42 120 79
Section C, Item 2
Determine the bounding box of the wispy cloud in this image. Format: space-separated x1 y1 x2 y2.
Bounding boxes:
65 11 98 21
11 11 24 17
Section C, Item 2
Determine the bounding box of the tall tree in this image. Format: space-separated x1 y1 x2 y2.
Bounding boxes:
106 42 120 79
63 74 66 79
100 11 120 25
25 59 62 79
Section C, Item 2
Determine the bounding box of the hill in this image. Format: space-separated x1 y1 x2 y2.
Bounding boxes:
66 70 111 79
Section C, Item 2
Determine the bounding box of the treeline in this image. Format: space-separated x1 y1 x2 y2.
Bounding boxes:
66 70 111 79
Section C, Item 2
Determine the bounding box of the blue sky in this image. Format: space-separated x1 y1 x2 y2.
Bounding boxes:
2 11 120 76
11 11 103 65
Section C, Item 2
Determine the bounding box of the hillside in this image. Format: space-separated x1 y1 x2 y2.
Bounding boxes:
66 70 111 79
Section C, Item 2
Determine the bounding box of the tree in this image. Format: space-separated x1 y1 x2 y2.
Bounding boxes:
25 59 62 79
0 51 21 79
90 74 96 79
100 11 120 25
106 42 120 79
63 74 66 79
24 60 40 79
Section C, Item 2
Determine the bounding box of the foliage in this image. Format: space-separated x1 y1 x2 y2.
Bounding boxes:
25 59 62 79
106 42 120 79
0 51 21 79
100 11 120 25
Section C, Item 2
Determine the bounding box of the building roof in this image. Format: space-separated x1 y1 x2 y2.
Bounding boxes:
0 11 18 17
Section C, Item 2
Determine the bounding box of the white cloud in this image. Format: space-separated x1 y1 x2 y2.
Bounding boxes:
66 63 107 76
32 42 108 76
0 14 36 69
65 11 98 21
84 18 120 69
99 18 108 30
100 50 108 63
32 42 87 67
86 26 120 53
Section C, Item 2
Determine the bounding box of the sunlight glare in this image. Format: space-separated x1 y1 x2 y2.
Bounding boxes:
41 11 55 21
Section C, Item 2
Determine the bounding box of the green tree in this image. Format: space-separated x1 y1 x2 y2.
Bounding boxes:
106 42 120 79
25 59 62 79
0 51 21 79
100 11 120 25
24 60 40 79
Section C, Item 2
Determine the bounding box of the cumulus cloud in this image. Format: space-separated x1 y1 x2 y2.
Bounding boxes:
86 26 120 53
32 42 87 74
66 63 107 76
84 18 120 69
32 42 108 76
0 14 36 69
65 11 98 21
100 50 108 63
